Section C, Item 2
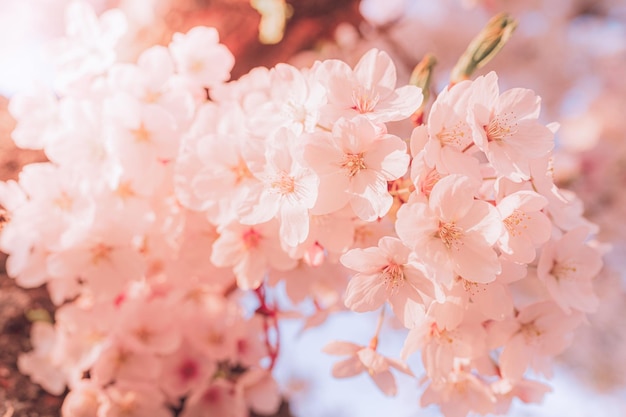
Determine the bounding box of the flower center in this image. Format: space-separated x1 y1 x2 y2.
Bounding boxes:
550 260 578 281
271 172 296 195
519 322 542 344
131 122 151 143
436 121 470 148
242 228 262 249
91 243 113 265
485 112 518 142
179 359 199 381
381 263 405 292
351 86 380 114
503 210 530 237
341 152 366 177
438 222 464 250
53 191 73 211
230 158 253 185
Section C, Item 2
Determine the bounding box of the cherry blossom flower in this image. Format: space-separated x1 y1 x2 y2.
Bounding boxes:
341 236 439 327
469 72 554 182
488 301 584 382
303 115 409 220
315 48 423 124
401 317 486 384
17 321 68 396
537 227 603 313
421 370 496 417
168 26 234 92
395 174 502 287
239 128 319 246
50 1 128 93
181 379 247 417
211 220 298 290
323 340 413 396
496 190 552 263
61 379 103 417
159 341 215 400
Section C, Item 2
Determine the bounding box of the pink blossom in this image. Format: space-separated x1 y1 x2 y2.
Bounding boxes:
239 128 319 246
469 72 554 181
17 321 68 396
249 63 326 135
159 341 215 400
50 1 128 93
8 87 60 150
116 298 182 355
488 301 584 382
210 220 298 290
323 340 413 396
421 370 496 417
492 378 552 414
181 379 246 417
402 318 486 384
537 227 603 313
395 174 502 287
168 26 234 91
315 48 423 124
303 116 409 220
496 190 552 263
91 341 161 385
237 369 282 416
61 379 103 417
341 236 439 327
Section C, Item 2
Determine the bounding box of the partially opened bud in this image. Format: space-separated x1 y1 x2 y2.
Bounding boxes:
450 13 517 84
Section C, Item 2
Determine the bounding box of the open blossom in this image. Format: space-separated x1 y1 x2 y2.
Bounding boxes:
239 128 319 246
401 317 486 384
248 63 326 136
488 301 584 382
340 236 439 327
395 174 502 287
210 220 297 290
168 26 234 91
537 227 603 313
17 322 68 396
496 190 552 264
49 1 128 93
469 72 554 181
421 370 496 417
303 116 409 220
315 48 423 124
323 341 412 396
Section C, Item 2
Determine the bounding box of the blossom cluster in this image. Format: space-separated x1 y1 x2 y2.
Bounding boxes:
0 2 603 417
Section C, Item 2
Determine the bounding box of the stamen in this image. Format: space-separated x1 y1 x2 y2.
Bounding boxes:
271 172 296 195
438 222 464 250
550 261 578 281
131 122 151 143
485 112 518 142
91 243 113 265
503 210 530 237
230 158 253 185
341 153 366 177
351 86 380 114
381 263 405 293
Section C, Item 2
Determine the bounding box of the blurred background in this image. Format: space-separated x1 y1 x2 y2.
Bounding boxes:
0 0 625 416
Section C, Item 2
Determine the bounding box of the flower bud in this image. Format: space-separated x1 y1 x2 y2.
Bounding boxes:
450 13 517 84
